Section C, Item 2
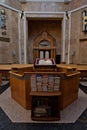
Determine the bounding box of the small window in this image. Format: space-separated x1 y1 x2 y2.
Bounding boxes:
39 40 50 47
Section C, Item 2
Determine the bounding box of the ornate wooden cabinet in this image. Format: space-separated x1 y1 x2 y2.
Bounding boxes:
33 31 56 61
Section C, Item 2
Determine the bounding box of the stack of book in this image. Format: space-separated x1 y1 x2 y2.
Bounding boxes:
42 75 48 92
54 76 60 91
31 75 36 91
48 75 54 92
36 75 42 92
31 74 60 92
34 106 47 117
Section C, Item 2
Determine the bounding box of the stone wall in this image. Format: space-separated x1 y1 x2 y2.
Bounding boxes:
0 6 19 64
69 0 87 10
0 0 22 10
69 6 87 64
22 2 69 12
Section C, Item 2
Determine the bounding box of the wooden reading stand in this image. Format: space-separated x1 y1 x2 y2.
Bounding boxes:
10 60 80 121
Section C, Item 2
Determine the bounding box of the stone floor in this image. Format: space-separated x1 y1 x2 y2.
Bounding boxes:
0 107 87 130
0 81 87 130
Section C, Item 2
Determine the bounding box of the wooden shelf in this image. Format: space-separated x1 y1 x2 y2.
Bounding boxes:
31 117 60 121
30 91 61 96
30 94 61 121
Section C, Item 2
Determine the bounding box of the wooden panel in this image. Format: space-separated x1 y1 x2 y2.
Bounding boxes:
59 74 80 110
11 77 26 108
0 73 2 86
30 92 61 96
10 77 31 109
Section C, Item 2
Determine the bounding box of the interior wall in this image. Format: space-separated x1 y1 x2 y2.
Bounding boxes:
0 0 22 10
0 6 19 64
22 2 69 12
69 0 87 10
28 20 61 63
79 41 87 64
70 7 87 64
